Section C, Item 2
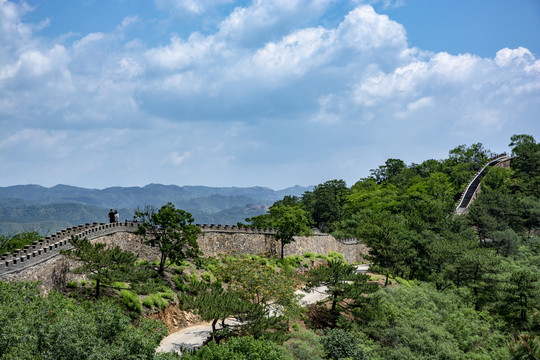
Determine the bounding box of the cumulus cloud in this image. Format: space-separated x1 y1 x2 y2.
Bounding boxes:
0 0 538 188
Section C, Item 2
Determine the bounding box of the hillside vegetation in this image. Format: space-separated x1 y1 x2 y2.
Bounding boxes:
0 134 538 359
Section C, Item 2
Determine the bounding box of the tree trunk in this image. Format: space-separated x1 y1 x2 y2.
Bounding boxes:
281 241 285 259
95 278 100 298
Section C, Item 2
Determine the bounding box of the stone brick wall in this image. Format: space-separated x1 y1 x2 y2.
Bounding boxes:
1 223 369 284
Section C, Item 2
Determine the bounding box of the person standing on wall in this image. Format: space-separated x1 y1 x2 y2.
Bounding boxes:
109 209 115 223
114 210 119 223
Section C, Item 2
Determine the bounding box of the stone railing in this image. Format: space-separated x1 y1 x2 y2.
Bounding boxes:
455 153 513 214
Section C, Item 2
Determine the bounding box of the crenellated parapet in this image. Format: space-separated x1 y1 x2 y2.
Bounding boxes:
455 153 514 215
0 222 278 278
196 224 277 235
0 221 142 278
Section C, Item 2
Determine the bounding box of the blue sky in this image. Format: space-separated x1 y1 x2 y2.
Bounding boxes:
1 0 539 190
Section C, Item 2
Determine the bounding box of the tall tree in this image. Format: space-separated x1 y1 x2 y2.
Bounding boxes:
135 203 201 275
272 205 311 258
303 179 350 233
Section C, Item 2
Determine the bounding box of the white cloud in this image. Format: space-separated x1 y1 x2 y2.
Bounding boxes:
0 0 538 189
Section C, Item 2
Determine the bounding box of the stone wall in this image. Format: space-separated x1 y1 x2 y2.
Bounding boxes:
1 223 369 284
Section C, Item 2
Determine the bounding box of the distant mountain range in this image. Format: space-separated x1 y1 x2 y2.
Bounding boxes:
0 184 312 236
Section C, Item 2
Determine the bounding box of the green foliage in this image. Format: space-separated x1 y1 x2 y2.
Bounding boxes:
356 284 510 360
201 272 212 282
0 230 41 255
0 281 167 359
302 179 350 233
321 328 367 360
216 257 302 340
121 289 142 313
182 335 293 360
283 329 325 360
304 260 377 324
135 202 201 275
61 235 139 298
143 293 169 309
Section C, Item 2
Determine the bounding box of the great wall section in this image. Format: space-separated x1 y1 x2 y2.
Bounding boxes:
0 221 369 283
455 153 513 215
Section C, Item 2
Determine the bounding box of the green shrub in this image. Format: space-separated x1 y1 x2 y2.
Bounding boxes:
159 287 175 301
327 252 346 263
111 281 130 289
174 266 184 274
142 296 155 308
66 281 78 288
201 272 212 282
143 293 169 309
121 289 142 313
136 259 149 266
183 335 291 360
321 328 367 360
284 329 324 360
80 280 87 287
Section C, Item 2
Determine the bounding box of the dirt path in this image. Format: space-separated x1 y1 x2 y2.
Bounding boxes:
156 264 370 354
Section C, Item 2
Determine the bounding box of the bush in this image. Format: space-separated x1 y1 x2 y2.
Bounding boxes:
143 293 169 309
159 287 175 301
66 281 78 288
327 252 346 263
321 328 367 360
142 296 155 308
284 329 324 360
121 289 142 313
201 272 212 282
183 335 292 360
111 281 130 289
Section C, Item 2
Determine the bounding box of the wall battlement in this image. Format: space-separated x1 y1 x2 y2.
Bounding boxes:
2 222 359 279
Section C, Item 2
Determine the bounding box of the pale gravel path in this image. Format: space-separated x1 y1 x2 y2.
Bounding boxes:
156 264 370 354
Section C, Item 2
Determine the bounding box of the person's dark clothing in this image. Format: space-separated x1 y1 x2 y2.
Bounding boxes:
108 210 115 223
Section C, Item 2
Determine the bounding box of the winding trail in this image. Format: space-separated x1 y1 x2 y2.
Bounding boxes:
156 264 370 354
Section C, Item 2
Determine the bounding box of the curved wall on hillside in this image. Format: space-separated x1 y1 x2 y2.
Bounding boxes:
1 223 368 284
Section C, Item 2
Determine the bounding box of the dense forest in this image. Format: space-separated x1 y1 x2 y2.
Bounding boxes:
0 134 538 359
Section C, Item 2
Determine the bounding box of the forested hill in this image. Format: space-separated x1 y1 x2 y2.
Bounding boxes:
0 184 311 236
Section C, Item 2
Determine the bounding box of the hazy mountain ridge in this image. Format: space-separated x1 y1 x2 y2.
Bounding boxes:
0 184 312 236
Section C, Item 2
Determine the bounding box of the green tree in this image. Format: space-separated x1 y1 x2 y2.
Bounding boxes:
0 231 41 255
136 203 201 275
178 279 253 342
61 236 138 298
304 260 376 324
303 179 350 233
273 205 311 258
217 257 301 339
357 214 418 286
